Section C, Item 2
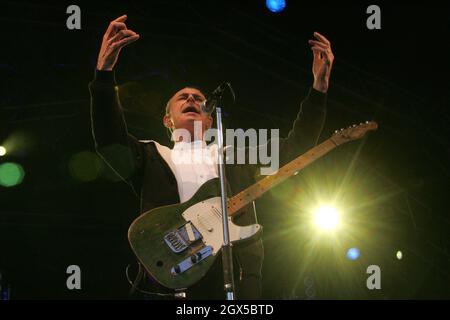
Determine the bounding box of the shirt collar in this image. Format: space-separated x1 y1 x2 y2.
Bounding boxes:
173 140 207 150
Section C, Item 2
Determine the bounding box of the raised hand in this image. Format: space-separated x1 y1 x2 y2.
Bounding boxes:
308 32 334 93
96 15 140 71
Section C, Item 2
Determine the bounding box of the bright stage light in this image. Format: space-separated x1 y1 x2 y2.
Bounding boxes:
0 146 6 156
396 251 403 260
266 0 286 13
314 205 340 231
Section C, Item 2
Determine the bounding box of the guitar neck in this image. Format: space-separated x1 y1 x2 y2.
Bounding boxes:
227 139 337 216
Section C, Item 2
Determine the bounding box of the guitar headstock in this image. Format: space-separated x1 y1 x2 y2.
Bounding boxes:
330 121 378 146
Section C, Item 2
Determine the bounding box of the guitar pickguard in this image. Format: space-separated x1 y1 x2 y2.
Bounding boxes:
182 197 261 255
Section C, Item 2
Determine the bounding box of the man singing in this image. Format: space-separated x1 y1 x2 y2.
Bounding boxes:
89 15 334 299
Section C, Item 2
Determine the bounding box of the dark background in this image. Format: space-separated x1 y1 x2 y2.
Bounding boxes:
0 0 449 299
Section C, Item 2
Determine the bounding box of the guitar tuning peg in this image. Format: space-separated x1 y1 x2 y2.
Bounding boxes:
340 128 344 131
334 130 339 134
359 122 363 126
366 120 370 124
352 124 357 127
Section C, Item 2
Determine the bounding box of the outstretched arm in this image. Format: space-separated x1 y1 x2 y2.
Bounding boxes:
278 32 334 166
89 15 143 193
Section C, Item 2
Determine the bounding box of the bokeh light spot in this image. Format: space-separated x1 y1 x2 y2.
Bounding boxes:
346 248 360 261
0 162 25 187
68 151 103 182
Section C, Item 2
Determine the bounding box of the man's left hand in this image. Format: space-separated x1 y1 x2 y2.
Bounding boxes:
309 32 334 93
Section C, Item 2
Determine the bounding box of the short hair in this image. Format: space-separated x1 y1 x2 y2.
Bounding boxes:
164 85 207 116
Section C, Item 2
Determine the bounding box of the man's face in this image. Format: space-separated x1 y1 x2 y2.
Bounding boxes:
163 87 213 140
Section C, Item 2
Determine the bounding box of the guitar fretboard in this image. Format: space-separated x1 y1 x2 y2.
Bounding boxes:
226 139 337 216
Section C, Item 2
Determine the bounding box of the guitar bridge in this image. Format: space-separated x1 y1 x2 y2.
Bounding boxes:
164 221 202 253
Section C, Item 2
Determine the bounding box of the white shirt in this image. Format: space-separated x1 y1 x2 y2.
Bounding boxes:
152 140 219 203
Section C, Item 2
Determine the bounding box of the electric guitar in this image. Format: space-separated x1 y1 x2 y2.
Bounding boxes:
128 121 378 290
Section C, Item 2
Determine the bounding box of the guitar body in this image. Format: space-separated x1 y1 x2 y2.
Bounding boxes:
128 178 262 290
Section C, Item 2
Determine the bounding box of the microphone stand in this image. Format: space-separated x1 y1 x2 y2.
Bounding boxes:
215 99 235 300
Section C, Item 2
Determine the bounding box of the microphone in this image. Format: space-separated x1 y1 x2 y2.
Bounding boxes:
201 82 229 114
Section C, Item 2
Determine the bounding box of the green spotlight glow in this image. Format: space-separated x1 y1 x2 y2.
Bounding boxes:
68 151 103 182
314 205 340 231
0 146 6 156
0 162 25 187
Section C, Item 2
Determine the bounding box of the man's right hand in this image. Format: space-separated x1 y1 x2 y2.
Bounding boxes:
96 15 140 71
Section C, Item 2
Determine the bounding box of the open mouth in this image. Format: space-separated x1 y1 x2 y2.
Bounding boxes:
182 105 200 114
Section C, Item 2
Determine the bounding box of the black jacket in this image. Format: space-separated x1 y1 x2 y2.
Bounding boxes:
89 70 327 299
